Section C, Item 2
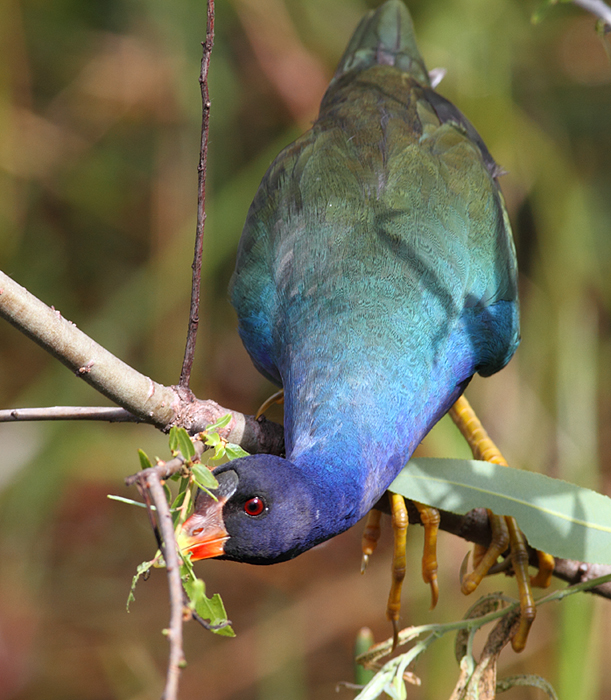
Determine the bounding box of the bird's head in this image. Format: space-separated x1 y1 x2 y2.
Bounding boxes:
177 455 326 565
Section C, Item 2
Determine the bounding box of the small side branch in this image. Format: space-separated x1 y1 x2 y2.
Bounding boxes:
0 406 139 422
180 0 216 388
573 0 611 28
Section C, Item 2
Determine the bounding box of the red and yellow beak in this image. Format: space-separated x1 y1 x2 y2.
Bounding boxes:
176 469 238 561
177 509 229 560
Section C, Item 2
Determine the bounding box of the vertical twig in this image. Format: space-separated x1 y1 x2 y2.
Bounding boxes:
180 0 216 388
143 473 186 700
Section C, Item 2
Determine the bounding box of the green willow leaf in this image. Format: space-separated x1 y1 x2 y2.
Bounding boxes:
138 449 153 470
226 443 249 460
389 458 611 564
174 427 196 460
168 426 179 453
204 414 232 432
192 463 219 491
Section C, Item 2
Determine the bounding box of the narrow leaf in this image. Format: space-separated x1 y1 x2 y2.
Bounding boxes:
390 458 611 564
138 449 153 470
205 414 232 432
226 443 249 460
192 464 219 490
174 427 196 460
108 494 154 510
168 426 179 453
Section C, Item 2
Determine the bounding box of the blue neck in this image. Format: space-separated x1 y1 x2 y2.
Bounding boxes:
278 317 474 533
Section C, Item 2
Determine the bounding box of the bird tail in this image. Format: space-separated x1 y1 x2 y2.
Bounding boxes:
332 0 430 86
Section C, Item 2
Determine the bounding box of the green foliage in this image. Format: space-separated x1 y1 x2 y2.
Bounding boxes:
169 426 197 460
126 559 155 611
138 449 153 470
127 416 245 636
181 552 235 638
391 457 611 564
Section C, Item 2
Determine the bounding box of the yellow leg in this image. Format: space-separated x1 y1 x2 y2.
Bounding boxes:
255 389 284 420
387 493 408 650
448 395 508 465
449 395 553 652
414 502 440 609
361 508 382 573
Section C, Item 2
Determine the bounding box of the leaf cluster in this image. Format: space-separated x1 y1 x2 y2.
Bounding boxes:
120 416 248 637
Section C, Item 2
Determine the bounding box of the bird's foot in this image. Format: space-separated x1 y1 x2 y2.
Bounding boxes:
449 394 555 652
362 498 439 648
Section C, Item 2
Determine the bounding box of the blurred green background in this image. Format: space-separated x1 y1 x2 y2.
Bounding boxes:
1 0 611 698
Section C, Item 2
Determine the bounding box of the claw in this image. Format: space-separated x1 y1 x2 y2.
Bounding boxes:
255 389 284 420
531 551 555 588
505 515 536 652
459 550 471 588
461 509 509 595
361 509 382 574
414 502 440 609
391 618 400 652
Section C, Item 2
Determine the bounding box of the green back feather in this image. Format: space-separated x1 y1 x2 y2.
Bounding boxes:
332 0 430 86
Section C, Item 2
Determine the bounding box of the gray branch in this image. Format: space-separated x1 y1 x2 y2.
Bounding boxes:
0 270 176 427
0 406 139 422
0 270 285 453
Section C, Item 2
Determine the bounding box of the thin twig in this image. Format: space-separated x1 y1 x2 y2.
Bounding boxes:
180 0 215 388
144 472 185 700
573 0 611 27
0 406 139 422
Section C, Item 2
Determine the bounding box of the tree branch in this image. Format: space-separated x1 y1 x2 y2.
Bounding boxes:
140 472 185 700
180 0 215 388
0 270 285 451
0 270 176 427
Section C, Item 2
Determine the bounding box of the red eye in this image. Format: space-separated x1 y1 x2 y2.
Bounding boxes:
243 497 265 516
